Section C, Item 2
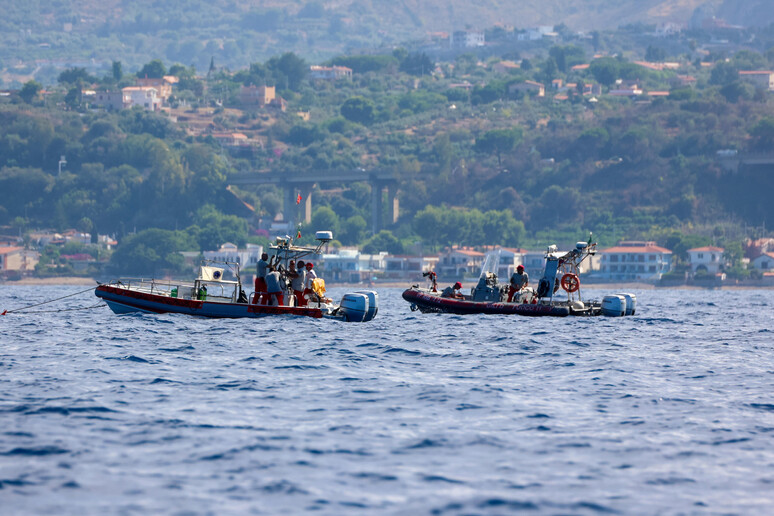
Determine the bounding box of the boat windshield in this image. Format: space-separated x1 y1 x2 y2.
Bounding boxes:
479 250 500 279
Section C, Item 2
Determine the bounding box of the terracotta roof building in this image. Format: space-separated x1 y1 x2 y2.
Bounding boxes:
597 241 672 281
686 246 725 274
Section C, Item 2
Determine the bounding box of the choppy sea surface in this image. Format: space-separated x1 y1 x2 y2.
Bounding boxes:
1 285 774 515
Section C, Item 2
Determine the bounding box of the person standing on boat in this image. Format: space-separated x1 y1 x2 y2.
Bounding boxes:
303 262 318 304
255 252 269 303
507 265 529 302
264 265 284 306
441 281 464 299
290 260 307 306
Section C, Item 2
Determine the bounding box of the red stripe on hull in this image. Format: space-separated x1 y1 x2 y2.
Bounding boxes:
96 285 324 318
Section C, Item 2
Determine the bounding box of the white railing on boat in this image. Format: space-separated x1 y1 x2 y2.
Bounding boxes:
109 278 241 303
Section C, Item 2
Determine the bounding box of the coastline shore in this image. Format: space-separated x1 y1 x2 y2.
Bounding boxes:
2 276 771 290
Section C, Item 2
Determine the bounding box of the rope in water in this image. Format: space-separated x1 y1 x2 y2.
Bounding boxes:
1 286 99 315
5 301 106 314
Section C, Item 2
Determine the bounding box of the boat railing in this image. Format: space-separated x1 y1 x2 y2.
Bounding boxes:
111 277 240 302
112 278 193 294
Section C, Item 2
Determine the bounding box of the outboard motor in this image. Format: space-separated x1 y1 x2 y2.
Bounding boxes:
355 290 379 321
536 278 551 298
601 295 626 316
339 293 369 322
619 292 636 315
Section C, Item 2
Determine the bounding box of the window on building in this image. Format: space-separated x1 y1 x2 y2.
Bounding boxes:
649 265 656 272
698 253 704 259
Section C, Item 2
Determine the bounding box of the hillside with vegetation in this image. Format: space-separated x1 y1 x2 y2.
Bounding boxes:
2 15 774 277
3 0 774 87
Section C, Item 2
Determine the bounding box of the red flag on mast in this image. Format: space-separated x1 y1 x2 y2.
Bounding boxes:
296 194 302 204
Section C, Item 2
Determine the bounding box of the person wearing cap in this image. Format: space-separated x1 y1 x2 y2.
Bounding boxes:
508 264 529 302
302 261 318 304
441 281 464 299
290 260 306 306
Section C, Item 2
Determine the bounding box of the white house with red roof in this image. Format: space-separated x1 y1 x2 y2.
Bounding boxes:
686 246 725 274
121 86 162 111
751 252 774 272
738 71 774 91
309 65 352 81
597 241 672 281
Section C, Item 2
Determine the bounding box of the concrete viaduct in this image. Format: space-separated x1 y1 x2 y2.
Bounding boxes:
717 152 774 173
229 169 400 234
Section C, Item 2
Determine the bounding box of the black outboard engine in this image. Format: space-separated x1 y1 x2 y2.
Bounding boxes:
536 278 551 298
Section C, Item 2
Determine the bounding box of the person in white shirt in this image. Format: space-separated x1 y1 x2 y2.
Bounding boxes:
303 262 318 304
289 260 306 306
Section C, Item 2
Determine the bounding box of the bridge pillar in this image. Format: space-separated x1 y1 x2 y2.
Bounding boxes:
387 183 399 225
371 182 383 234
300 183 313 224
283 183 296 228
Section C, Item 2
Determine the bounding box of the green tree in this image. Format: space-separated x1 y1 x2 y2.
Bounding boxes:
341 96 375 125
137 59 166 79
723 241 744 268
192 204 248 250
58 67 96 86
749 117 774 151
471 82 506 105
110 228 191 275
339 215 367 245
645 46 667 62
549 45 586 73
64 87 81 109
482 210 525 247
720 81 753 103
112 61 123 81
311 206 340 235
475 128 523 166
0 167 55 221
397 90 446 114
330 54 397 73
270 52 307 90
19 80 42 104
589 58 619 87
399 52 434 76
362 230 403 254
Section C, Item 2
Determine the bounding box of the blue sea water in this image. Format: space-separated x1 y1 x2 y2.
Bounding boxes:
1 285 774 515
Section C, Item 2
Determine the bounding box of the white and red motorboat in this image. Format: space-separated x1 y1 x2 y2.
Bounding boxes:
96 232 378 322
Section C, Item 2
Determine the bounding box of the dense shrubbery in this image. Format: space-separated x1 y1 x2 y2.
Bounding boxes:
2 40 774 274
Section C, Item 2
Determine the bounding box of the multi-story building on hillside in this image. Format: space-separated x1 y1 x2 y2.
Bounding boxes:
597 241 672 281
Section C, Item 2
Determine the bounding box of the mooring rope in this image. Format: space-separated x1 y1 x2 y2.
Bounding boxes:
1 286 99 315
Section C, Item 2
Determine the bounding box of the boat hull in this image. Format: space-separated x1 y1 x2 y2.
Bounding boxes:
95 284 324 319
402 288 570 317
